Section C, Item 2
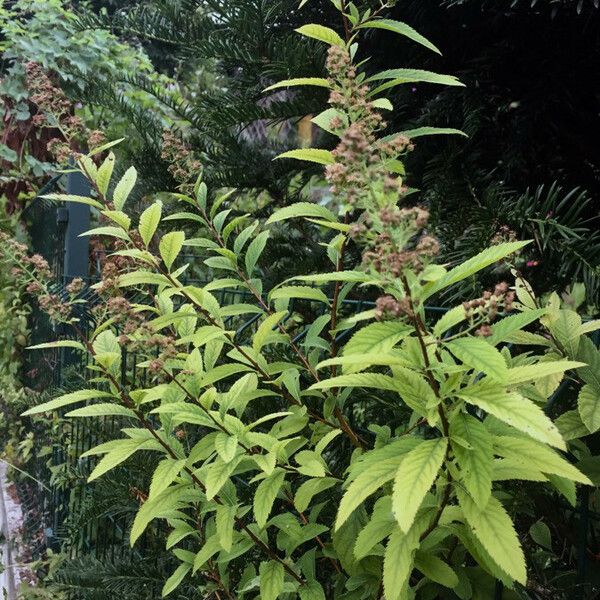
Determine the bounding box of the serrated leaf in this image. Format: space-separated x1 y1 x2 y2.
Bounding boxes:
267 202 337 224
367 68 464 87
392 438 447 532
264 77 330 92
96 152 115 195
275 149 335 165
447 337 508 382
451 413 493 506
139 202 162 246
458 380 566 450
423 241 530 300
311 108 348 135
42 193 103 209
294 478 337 512
162 564 191 597
22 389 114 416
458 492 526 585
245 230 269 275
28 340 86 351
253 310 287 353
80 226 131 241
556 410 590 441
215 433 239 463
336 456 405 530
148 458 186 500
259 561 284 600
383 521 423 600
507 360 584 385
270 285 330 305
66 403 135 418
254 469 285 528
487 308 547 345
193 535 221 573
493 435 590 484
343 322 411 374
160 231 185 270
578 384 600 433
393 127 467 139
88 439 148 482
113 166 137 211
295 23 344 46
216 503 237 552
354 496 395 560
414 550 459 588
357 19 440 54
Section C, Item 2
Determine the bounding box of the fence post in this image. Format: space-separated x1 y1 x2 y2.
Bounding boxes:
63 171 91 281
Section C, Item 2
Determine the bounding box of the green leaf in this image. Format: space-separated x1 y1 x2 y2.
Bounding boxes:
392 438 447 532
193 535 221 573
493 435 591 484
423 241 530 300
270 286 330 305
310 373 400 394
245 230 269 275
264 77 330 92
205 458 237 500
267 202 337 225
311 108 348 135
275 149 335 165
65 404 135 418
354 497 395 560
367 68 464 87
96 152 115 196
578 384 600 433
487 308 547 346
458 491 526 585
160 231 185 270
215 433 239 463
357 19 440 54
458 380 566 450
113 166 137 211
556 410 590 441
216 504 237 552
118 271 171 287
414 550 459 588
451 413 493 506
254 469 286 528
259 561 284 600
581 319 600 335
294 478 337 512
549 309 582 358
148 459 186 500
27 340 86 351
292 271 371 284
336 456 405 530
139 202 162 246
395 126 467 139
80 226 131 241
299 580 326 600
88 439 147 482
162 564 191 597
507 360 584 385
446 337 508 382
102 210 131 231
383 522 422 600
295 24 344 46
22 389 114 416
253 311 287 353
42 193 103 210
343 322 411 373
529 521 552 550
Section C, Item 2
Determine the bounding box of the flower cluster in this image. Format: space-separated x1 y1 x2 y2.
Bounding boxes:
161 130 202 187
324 46 412 209
463 282 516 336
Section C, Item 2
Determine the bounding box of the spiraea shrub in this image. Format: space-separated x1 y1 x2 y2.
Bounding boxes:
9 2 600 599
